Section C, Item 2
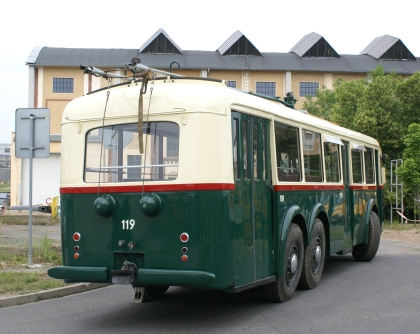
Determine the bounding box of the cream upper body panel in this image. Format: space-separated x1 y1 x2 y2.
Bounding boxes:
60 78 380 187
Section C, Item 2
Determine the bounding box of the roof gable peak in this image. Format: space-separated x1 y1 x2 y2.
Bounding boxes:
360 35 416 60
217 30 262 56
289 32 340 58
140 28 182 54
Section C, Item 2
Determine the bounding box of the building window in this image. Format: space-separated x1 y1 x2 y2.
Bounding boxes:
166 137 179 157
127 155 141 179
5 148 10 153
299 82 319 97
227 81 237 88
256 82 276 97
53 78 74 93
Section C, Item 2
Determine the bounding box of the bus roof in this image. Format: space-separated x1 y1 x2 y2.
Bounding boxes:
62 77 380 148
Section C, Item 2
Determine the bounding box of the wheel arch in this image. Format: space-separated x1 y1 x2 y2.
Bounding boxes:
363 199 378 244
275 205 307 277
308 204 330 257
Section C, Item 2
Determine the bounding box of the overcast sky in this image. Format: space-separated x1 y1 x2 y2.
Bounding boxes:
1 0 419 144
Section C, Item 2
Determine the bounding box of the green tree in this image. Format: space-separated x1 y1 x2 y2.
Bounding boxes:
395 123 420 220
354 70 404 159
329 79 367 130
302 85 336 120
396 72 420 128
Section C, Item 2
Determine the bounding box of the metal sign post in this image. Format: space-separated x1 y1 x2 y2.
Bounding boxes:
15 108 50 265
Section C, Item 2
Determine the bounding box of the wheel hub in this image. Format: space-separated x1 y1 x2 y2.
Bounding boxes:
290 253 298 274
315 245 321 264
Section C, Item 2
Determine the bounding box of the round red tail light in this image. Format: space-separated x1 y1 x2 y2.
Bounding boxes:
73 233 81 242
74 253 80 260
180 233 189 243
181 255 188 262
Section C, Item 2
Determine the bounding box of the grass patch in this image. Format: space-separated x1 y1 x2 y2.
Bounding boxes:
0 233 67 297
383 220 420 231
0 271 68 296
0 233 62 267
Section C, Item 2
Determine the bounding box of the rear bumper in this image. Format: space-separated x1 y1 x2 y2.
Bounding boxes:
48 266 215 285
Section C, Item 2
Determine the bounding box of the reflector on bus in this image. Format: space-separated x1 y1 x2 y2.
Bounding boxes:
351 143 367 151
323 134 344 146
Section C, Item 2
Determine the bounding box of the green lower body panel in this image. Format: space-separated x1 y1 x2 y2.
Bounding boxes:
48 266 108 281
137 269 215 285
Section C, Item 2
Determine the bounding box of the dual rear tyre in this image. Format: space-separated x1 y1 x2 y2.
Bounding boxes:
264 223 304 302
352 211 381 262
264 220 326 302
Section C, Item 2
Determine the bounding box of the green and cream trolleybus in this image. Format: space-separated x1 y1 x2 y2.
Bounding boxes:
48 63 384 303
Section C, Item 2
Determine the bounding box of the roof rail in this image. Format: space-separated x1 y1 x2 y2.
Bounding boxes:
248 91 297 109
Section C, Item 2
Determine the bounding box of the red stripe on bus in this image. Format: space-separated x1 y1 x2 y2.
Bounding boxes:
273 184 344 191
60 183 236 194
350 185 378 190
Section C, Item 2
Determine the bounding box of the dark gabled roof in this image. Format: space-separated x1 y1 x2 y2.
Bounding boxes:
360 35 416 60
27 47 420 75
289 32 340 58
139 28 182 54
217 30 262 56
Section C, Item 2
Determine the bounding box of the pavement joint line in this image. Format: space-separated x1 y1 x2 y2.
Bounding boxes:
0 283 111 308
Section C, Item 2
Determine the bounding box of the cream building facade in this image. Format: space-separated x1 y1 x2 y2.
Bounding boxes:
11 29 420 206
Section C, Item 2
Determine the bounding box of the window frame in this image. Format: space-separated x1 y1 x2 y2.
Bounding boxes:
256 82 276 97
299 82 319 98
53 77 74 93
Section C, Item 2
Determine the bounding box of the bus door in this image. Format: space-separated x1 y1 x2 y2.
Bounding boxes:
231 111 272 287
341 141 353 251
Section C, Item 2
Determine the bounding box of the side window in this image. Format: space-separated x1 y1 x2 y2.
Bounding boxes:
324 142 341 183
232 118 239 179
302 130 323 182
242 120 248 179
351 149 364 183
275 122 301 182
364 148 375 184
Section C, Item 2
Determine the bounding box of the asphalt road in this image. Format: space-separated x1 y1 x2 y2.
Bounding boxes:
1 239 420 334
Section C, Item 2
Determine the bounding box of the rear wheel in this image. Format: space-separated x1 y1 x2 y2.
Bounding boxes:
298 219 325 289
264 223 303 302
352 211 381 262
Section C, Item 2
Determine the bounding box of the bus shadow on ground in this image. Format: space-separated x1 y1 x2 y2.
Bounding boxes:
82 257 362 332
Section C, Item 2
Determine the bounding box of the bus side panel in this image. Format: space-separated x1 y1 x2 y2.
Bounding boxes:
352 189 377 246
274 189 346 260
60 190 235 289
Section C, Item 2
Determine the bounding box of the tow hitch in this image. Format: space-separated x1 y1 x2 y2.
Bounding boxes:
111 261 137 285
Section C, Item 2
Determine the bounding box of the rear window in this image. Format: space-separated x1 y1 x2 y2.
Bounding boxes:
84 122 179 183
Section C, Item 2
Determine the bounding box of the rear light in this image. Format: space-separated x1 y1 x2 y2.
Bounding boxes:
73 233 81 242
181 255 188 262
74 246 80 252
181 247 188 254
74 253 80 260
180 233 189 243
